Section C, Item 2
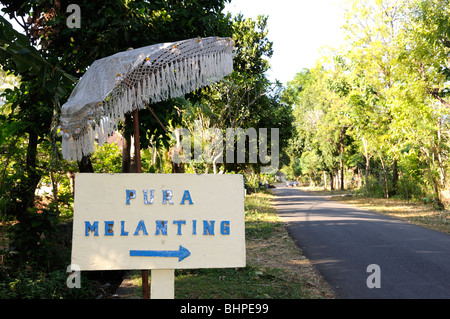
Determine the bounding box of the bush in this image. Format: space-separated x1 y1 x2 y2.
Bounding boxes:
7 206 65 267
91 143 122 173
0 266 98 299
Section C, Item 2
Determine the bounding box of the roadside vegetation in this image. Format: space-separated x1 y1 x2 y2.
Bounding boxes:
281 0 450 212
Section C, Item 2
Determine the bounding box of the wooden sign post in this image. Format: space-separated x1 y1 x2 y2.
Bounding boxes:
71 173 246 298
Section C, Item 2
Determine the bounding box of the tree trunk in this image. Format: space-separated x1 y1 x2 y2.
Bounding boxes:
435 119 447 195
392 159 398 196
336 169 340 190
66 171 75 196
401 170 409 203
14 130 41 222
329 171 334 190
423 148 441 200
50 170 58 204
78 155 94 172
362 137 370 194
339 126 345 190
356 167 362 188
171 128 185 173
378 152 389 199
122 115 132 173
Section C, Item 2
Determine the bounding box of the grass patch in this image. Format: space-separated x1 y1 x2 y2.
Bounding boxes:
175 266 302 299
124 190 335 299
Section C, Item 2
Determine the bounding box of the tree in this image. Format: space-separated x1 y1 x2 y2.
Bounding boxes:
283 62 354 190
283 0 450 205
176 14 293 174
398 0 450 204
0 14 77 262
0 14 75 212
341 0 409 196
0 0 234 260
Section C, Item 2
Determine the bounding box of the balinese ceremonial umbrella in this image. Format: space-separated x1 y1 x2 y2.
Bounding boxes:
59 36 235 299
59 36 235 162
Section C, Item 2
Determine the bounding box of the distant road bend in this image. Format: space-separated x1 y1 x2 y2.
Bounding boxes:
271 186 450 299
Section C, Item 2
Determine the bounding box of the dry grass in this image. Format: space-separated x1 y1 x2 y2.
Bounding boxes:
246 237 335 298
334 196 450 234
245 191 336 299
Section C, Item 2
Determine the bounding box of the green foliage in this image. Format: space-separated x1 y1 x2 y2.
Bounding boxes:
0 0 245 299
178 13 293 174
175 265 300 299
0 0 234 231
232 14 273 78
91 143 122 173
0 265 98 299
283 0 450 206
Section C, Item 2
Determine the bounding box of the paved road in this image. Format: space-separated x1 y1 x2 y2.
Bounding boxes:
271 186 450 299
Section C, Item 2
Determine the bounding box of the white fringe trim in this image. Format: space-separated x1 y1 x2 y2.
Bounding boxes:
61 37 234 162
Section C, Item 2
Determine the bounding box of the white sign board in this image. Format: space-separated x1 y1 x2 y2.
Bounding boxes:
71 173 246 270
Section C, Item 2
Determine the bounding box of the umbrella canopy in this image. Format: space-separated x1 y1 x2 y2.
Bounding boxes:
59 36 235 161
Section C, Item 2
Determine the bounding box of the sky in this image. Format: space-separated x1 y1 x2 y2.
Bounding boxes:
224 0 347 86
2 1 347 86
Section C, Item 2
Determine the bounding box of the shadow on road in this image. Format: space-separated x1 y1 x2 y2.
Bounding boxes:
270 186 450 299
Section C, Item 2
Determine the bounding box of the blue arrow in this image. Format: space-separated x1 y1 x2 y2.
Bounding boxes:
129 245 191 262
